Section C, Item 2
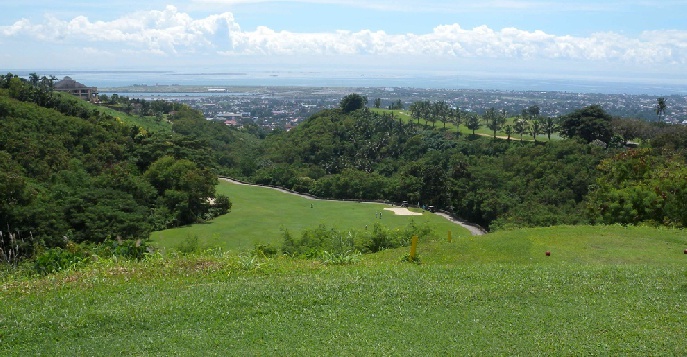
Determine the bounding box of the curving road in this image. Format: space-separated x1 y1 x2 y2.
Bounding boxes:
220 177 486 236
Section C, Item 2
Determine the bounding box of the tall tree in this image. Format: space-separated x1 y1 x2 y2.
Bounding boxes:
514 118 529 141
466 113 481 135
449 108 462 131
543 116 558 141
503 124 513 142
374 98 381 109
559 105 614 144
434 101 450 129
485 107 505 139
339 94 368 113
409 101 421 125
656 97 667 122
527 105 540 119
529 118 543 142
28 72 40 87
420 101 432 126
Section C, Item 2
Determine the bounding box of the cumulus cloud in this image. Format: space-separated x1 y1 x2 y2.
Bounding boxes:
1 5 241 54
192 0 624 13
1 5 686 65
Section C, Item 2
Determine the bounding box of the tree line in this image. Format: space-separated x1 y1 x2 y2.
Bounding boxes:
231 93 687 231
3 81 686 264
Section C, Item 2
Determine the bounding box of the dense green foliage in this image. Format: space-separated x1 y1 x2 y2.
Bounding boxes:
233 99 687 232
0 74 230 259
558 104 614 143
339 93 368 113
4 75 687 263
281 221 432 257
239 107 609 230
587 149 687 226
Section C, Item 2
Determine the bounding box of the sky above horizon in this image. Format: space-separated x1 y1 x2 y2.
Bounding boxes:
2 1 687 89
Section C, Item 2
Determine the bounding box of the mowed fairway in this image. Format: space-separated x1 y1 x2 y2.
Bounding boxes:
150 179 471 252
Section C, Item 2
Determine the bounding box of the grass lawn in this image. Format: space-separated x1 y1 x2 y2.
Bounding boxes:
4 183 687 355
53 92 171 133
373 108 560 141
150 180 471 252
2 225 687 355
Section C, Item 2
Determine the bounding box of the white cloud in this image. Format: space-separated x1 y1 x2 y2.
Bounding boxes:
1 5 241 54
191 0 652 13
2 5 686 66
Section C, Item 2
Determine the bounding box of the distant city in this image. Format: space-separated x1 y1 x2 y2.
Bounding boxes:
13 69 687 131
100 85 687 132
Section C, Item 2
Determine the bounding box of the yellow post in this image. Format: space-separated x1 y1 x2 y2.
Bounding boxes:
448 230 452 243
409 235 419 262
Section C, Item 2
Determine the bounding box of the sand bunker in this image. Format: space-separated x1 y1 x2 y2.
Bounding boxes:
384 207 423 216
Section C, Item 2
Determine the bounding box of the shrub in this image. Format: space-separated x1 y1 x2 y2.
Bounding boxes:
208 194 232 217
252 243 278 257
318 250 362 265
176 235 202 255
33 245 89 275
281 221 433 259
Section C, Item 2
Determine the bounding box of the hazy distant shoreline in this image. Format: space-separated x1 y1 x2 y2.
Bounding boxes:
9 69 687 95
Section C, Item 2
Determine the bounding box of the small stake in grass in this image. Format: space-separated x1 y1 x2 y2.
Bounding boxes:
447 230 452 243
545 251 551 256
409 235 419 262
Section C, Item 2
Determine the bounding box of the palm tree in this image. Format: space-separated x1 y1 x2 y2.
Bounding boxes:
514 118 529 141
503 124 513 142
485 107 505 139
450 108 462 131
420 101 432 127
28 72 40 87
48 75 57 91
409 102 421 125
656 97 667 122
530 118 543 142
466 113 481 135
527 105 540 119
543 116 558 140
434 101 450 129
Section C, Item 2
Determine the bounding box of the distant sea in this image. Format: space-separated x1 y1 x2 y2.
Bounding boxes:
9 69 687 96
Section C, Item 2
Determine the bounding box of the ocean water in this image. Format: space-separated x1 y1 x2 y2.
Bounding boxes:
8 69 687 95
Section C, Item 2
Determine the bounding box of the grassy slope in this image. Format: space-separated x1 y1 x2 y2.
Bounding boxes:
2 225 686 355
3 181 687 355
1 100 684 353
372 108 561 141
53 92 172 133
151 180 470 252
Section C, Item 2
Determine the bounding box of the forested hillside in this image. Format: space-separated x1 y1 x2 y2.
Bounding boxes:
237 95 687 231
4 74 687 264
0 74 232 260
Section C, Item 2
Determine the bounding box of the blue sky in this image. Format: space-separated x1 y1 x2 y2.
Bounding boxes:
2 1 687 89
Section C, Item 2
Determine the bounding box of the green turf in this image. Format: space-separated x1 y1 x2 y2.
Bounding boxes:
53 91 172 133
150 180 471 252
373 108 560 141
4 181 687 355
3 225 687 355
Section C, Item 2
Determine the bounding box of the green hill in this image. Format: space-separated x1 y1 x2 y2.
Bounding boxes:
0 76 228 256
4 80 687 354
